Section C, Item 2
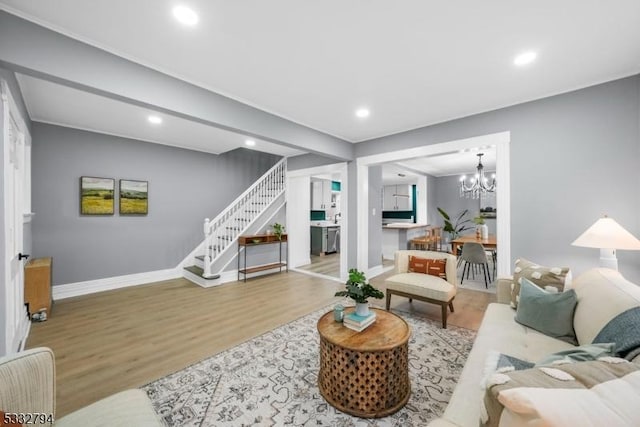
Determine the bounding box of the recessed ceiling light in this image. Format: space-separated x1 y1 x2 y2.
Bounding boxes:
148 115 163 124
355 108 370 118
514 51 537 66
245 139 256 146
173 5 199 26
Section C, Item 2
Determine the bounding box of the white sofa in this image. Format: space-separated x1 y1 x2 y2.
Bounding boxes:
428 268 640 427
0 347 163 426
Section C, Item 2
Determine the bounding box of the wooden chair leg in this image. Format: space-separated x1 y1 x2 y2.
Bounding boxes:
441 303 448 328
386 292 392 310
409 298 413 303
449 301 455 313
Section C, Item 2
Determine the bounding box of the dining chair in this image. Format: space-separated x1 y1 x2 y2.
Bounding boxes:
460 242 492 288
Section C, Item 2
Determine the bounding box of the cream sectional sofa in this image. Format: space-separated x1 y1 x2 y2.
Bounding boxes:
428 267 640 427
0 347 163 426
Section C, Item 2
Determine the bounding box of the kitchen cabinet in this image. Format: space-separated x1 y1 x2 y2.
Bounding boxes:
383 185 411 210
311 225 340 255
311 180 332 210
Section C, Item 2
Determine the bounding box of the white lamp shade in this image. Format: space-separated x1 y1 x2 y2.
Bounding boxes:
572 217 640 250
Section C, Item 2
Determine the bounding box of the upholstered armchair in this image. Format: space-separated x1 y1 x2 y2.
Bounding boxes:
385 250 458 328
0 347 163 426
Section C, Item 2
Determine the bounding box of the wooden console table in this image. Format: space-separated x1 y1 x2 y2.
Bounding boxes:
317 308 411 418
24 257 52 319
237 233 288 282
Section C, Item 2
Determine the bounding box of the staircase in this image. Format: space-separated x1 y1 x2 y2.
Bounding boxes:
183 158 287 287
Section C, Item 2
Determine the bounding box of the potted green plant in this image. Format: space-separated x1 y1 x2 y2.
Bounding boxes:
272 222 285 240
335 269 384 316
437 207 472 240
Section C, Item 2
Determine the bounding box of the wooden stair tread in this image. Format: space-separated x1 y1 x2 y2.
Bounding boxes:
184 265 220 280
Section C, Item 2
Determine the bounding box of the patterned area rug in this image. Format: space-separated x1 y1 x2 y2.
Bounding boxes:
143 306 476 426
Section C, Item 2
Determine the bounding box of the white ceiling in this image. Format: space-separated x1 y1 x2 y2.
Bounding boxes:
381 164 421 185
398 148 497 178
16 74 304 157
381 147 497 184
2 1 640 143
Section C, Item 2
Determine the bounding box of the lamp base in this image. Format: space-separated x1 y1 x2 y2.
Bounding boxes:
599 248 618 271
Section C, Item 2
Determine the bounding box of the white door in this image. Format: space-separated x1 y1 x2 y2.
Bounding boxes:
2 81 30 355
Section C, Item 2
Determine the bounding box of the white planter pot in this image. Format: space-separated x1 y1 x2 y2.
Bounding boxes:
355 302 370 317
480 224 489 239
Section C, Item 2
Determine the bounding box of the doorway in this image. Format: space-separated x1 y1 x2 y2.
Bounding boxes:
287 162 348 282
356 131 511 278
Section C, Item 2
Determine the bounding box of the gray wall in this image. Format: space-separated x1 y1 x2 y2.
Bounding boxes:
368 166 382 268
433 175 496 236
356 75 640 282
426 174 438 226
32 123 281 285
287 153 341 171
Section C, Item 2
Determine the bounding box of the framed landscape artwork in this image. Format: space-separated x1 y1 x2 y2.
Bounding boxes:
119 179 148 215
80 176 115 215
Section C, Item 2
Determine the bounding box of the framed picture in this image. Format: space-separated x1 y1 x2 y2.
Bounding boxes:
119 179 148 215
80 176 115 215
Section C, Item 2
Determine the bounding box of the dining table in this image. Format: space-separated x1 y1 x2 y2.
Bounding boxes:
450 234 497 256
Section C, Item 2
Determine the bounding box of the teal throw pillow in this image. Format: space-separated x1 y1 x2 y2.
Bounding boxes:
515 278 578 344
536 343 615 366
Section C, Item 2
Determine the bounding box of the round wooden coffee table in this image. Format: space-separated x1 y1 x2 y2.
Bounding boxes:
317 308 411 418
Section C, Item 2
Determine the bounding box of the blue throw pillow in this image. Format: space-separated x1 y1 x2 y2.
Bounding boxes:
515 278 578 344
536 343 615 366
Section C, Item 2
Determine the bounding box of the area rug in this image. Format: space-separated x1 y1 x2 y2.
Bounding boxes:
456 263 497 294
143 305 476 426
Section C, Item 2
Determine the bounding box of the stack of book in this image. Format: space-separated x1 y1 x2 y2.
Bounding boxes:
344 311 376 332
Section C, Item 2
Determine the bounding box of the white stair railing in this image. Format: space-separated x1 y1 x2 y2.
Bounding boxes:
202 158 287 278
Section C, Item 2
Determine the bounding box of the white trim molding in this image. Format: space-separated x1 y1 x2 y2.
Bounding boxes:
290 268 344 283
52 268 181 300
366 264 385 279
287 162 349 281
356 131 512 276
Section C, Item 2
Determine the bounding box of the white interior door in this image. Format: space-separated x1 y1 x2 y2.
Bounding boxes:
2 80 30 355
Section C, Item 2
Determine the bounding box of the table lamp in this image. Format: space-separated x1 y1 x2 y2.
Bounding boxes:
571 215 640 271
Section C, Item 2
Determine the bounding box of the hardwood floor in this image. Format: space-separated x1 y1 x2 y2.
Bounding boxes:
297 253 341 277
27 270 494 417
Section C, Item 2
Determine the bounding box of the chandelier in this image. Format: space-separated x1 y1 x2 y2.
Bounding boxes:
459 153 496 199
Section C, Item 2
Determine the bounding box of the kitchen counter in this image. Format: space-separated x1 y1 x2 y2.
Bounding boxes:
382 224 429 260
383 223 429 229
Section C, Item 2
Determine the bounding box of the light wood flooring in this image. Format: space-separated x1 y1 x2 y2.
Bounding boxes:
27 270 494 417
297 253 341 277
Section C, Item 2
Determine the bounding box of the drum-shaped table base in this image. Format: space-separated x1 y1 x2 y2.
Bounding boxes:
317 308 410 418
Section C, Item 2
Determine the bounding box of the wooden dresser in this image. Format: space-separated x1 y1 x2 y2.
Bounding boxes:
24 257 52 318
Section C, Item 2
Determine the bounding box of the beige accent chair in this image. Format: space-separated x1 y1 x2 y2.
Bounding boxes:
385 250 457 328
0 347 163 426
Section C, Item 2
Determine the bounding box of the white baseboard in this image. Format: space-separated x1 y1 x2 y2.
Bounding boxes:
183 265 290 288
290 257 311 269
52 268 181 300
290 268 344 283
367 264 385 279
